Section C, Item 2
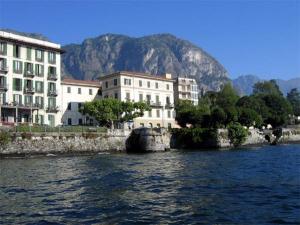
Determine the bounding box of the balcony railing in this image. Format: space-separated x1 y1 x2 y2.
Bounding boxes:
0 83 8 92
34 103 44 109
0 66 8 73
165 103 174 108
149 101 162 107
47 73 58 81
24 87 35 94
48 89 58 96
24 70 35 78
46 106 59 113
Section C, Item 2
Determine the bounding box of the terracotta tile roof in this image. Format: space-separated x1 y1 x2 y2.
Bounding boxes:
61 78 101 87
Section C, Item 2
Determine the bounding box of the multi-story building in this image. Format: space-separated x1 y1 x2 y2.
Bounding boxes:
99 71 176 128
174 77 199 105
0 30 63 126
61 78 101 126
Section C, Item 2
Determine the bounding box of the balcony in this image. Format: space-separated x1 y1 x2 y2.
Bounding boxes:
34 103 44 109
0 83 8 92
149 101 162 108
0 66 8 73
24 87 35 94
48 89 58 96
47 73 58 81
165 103 174 108
46 106 59 113
24 70 35 78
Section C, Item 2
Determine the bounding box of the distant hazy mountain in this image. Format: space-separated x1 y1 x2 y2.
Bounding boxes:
0 28 50 42
233 75 300 95
62 33 230 91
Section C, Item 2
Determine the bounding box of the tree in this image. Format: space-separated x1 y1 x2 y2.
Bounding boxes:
227 122 248 147
238 107 263 128
82 98 151 128
216 83 239 108
253 80 282 96
210 106 227 128
287 88 300 116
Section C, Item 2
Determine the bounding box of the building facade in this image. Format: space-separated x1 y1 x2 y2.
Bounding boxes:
99 71 176 128
174 77 199 105
61 78 101 126
0 30 63 126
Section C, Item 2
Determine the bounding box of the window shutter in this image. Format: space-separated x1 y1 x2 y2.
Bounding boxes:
20 95 22 105
41 82 44 92
13 78 16 90
13 45 16 57
20 79 23 91
41 65 44 76
41 97 44 107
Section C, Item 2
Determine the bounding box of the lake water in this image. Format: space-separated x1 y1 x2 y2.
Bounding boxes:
0 144 300 224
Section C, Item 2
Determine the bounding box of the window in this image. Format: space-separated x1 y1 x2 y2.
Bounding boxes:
166 84 170 90
35 64 44 77
68 118 72 125
139 80 142 87
35 49 44 62
156 109 160 118
48 82 56 92
126 92 130 101
147 81 150 88
67 87 71 93
48 66 56 76
114 92 118 99
24 95 33 106
24 79 34 90
79 119 83 125
13 60 23 74
146 94 151 103
13 45 21 58
124 78 131 85
48 51 56 64
89 89 93 95
148 110 152 117
155 82 158 89
0 42 7 55
13 78 22 91
35 115 44 125
0 58 7 70
78 103 82 111
26 48 31 60
105 81 108 88
78 88 81 94
139 93 143 102
48 115 55 127
167 110 171 118
48 97 56 108
168 123 172 129
114 79 118 86
67 103 71 110
25 62 34 75
35 81 44 93
156 95 160 103
13 94 22 104
35 96 44 108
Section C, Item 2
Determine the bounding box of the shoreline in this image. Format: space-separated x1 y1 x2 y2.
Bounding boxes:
1 141 299 159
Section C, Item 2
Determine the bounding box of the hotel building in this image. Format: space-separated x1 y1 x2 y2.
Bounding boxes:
99 71 176 128
61 78 101 126
0 30 63 126
174 77 199 105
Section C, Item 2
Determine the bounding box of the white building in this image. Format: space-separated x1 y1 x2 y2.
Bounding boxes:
99 71 176 128
0 30 63 126
174 77 199 105
61 78 101 126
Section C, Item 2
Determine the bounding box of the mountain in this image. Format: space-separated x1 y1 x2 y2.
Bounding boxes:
0 28 50 42
62 33 230 91
233 75 300 96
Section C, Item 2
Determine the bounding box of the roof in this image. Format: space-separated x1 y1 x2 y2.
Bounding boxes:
0 30 64 53
98 71 175 82
61 78 101 88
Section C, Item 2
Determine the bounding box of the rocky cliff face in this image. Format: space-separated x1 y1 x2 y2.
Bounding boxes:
62 33 230 91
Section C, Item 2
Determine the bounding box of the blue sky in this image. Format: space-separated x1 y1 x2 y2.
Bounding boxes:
0 0 299 80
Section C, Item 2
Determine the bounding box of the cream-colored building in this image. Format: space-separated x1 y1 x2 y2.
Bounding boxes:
99 71 176 128
61 78 101 126
174 77 199 105
0 30 63 126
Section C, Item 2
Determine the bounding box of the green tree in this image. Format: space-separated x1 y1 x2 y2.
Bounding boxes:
287 88 300 116
216 83 239 108
253 80 282 96
227 122 248 147
238 107 263 128
210 106 227 128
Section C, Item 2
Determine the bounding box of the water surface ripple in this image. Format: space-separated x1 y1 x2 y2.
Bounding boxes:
1 144 300 224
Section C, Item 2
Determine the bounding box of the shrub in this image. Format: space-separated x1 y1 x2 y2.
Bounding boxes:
0 131 11 147
227 122 248 147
